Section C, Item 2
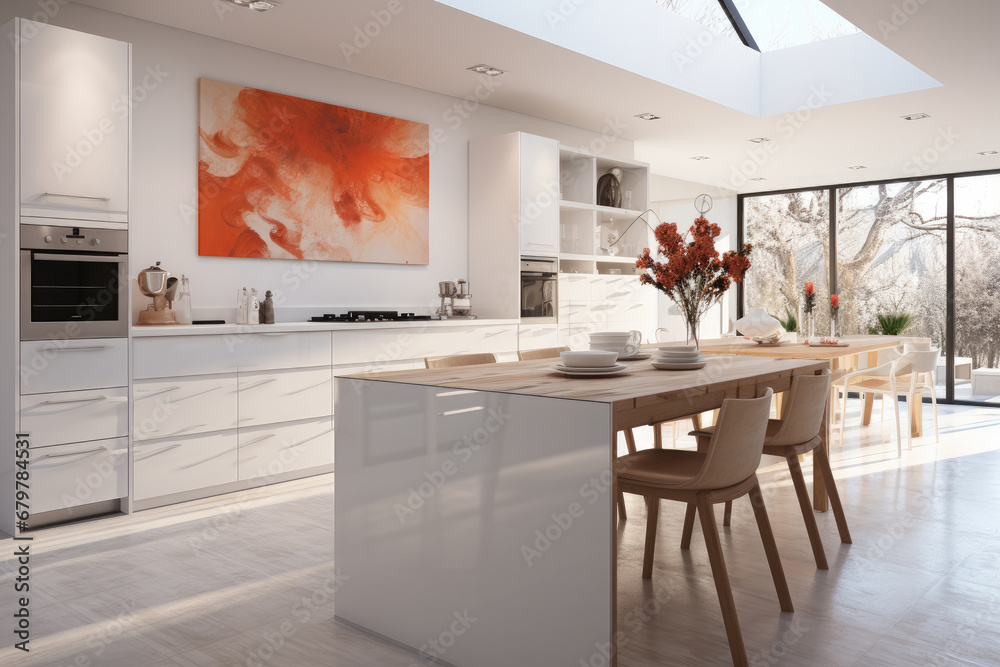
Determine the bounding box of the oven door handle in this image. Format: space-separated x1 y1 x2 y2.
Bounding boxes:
521 272 556 278
33 253 127 263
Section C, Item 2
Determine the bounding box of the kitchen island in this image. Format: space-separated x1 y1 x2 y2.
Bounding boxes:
334 354 828 666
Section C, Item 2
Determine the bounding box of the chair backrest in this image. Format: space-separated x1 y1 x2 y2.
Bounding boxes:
895 348 941 376
902 341 932 352
766 370 831 447
425 353 497 369
683 388 773 490
517 346 569 361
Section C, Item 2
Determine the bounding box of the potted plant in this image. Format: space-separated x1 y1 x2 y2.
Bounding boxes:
868 313 914 336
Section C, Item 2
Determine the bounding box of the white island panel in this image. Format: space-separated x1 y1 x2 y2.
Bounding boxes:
335 378 613 667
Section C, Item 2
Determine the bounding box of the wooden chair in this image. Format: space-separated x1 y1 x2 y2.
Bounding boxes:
618 388 791 667
686 370 852 570
516 346 569 361
424 352 497 369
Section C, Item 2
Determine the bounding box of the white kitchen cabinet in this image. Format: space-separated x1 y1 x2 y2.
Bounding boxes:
133 431 238 502
332 325 517 366
20 387 128 448
518 133 560 255
29 437 128 515
132 374 238 441
238 417 334 480
20 338 129 395
133 335 239 379
235 331 331 371
238 367 332 428
517 324 559 352
18 20 130 223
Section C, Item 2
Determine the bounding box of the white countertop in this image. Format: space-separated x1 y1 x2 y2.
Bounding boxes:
130 318 520 337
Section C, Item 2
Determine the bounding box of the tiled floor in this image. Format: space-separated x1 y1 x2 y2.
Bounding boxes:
1 400 999 666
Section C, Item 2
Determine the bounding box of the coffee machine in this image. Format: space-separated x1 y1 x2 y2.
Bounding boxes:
437 279 474 319
136 261 178 325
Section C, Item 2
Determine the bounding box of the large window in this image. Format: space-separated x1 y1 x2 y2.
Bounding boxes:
744 190 830 333
740 170 1000 406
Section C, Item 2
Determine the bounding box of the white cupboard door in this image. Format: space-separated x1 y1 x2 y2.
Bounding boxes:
236 331 332 371
133 335 239 379
238 418 334 480
18 21 130 222
132 375 238 441
518 134 559 254
238 368 332 428
20 338 128 395
133 432 238 501
20 387 128 447
29 437 128 514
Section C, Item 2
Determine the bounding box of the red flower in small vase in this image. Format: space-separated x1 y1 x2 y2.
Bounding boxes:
806 282 814 296
831 294 839 308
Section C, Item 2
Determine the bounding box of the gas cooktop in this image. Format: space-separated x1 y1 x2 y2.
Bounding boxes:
309 311 433 323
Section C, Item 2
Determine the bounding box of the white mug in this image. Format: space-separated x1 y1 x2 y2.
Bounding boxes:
589 330 642 356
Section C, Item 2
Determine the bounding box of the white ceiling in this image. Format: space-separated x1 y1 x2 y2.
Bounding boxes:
71 0 1000 195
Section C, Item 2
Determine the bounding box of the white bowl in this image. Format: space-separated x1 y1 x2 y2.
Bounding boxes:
560 350 619 368
589 342 628 353
658 344 699 352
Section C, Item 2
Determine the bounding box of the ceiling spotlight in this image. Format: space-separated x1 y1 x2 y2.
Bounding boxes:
900 113 931 121
634 113 661 121
748 137 773 143
848 165 867 170
467 64 506 77
690 156 711 160
978 150 999 156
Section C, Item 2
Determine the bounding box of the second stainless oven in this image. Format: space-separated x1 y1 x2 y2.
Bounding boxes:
520 256 557 323
20 224 129 340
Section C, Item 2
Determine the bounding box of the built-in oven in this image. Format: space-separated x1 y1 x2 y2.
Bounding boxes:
20 224 128 340
520 256 557 323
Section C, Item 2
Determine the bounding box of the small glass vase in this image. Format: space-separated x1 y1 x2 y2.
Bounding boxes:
805 311 815 339
686 317 700 349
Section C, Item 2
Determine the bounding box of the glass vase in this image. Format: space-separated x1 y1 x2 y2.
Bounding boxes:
686 317 700 349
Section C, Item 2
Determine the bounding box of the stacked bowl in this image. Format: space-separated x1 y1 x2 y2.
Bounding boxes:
555 350 628 377
651 345 708 370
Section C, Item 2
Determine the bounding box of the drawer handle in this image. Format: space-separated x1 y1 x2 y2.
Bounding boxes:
241 378 278 391
181 446 238 470
135 443 182 462
135 386 181 401
286 379 330 396
288 428 334 448
39 446 109 462
242 433 277 447
45 346 109 353
39 395 108 407
43 192 111 201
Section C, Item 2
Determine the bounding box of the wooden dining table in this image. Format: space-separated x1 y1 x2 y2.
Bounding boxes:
334 353 828 667
698 334 930 511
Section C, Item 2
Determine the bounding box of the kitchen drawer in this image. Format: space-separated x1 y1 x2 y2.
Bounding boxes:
20 387 128 447
239 417 334 480
133 335 239 379
29 437 128 514
238 368 332 428
236 331 332 371
133 431 238 501
20 338 128 395
133 374 238 441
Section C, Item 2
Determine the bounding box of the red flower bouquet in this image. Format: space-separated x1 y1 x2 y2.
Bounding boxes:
636 217 752 347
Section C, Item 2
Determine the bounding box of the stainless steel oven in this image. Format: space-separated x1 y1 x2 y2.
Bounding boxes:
520 256 557 323
20 224 128 340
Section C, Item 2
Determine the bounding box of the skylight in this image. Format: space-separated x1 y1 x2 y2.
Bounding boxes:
657 0 861 52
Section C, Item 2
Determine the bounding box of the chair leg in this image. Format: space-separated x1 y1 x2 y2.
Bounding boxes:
905 394 913 451
838 384 849 446
653 423 664 449
748 480 794 613
786 453 828 570
617 489 627 522
929 381 940 443
681 503 697 550
813 445 852 544
892 395 902 457
696 493 748 667
623 428 638 455
641 497 660 579
723 500 733 527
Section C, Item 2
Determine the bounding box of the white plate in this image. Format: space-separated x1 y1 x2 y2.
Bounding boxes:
554 364 630 377
651 361 708 371
653 355 706 363
554 363 626 373
617 353 652 361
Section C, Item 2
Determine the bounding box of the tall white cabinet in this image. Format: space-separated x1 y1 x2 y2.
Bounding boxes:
1 19 131 536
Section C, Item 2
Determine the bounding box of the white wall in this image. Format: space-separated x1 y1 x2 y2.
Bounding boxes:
650 196 738 343
3 3 635 322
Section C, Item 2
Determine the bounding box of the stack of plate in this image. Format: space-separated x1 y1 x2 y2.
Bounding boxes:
554 350 629 377
651 345 708 370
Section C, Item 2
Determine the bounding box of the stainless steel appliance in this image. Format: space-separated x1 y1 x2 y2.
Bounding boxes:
20 224 128 340
520 256 557 323
135 261 178 326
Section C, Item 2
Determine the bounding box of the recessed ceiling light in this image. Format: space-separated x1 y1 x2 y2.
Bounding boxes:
900 113 931 121
978 150 999 156
634 113 661 121
748 137 773 144
467 64 506 77
748 177 767 181
690 156 711 160
848 165 867 170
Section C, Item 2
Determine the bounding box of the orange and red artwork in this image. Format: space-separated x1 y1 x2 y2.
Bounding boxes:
197 78 429 264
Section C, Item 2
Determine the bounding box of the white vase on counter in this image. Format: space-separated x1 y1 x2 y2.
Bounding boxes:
735 308 783 338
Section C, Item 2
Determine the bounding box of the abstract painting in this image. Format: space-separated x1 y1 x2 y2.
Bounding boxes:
198 78 429 264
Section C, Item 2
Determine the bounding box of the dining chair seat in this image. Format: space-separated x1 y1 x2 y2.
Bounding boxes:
618 450 706 488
